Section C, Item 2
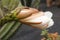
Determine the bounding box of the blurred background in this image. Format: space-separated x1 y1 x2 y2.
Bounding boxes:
0 0 60 40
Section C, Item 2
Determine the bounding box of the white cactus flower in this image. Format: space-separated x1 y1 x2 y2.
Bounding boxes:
44 11 54 28
17 7 54 29
20 11 54 29
28 11 54 29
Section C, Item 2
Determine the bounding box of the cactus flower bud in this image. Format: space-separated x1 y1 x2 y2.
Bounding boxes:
16 7 54 29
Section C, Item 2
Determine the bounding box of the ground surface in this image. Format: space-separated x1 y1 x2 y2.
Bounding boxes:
10 1 60 40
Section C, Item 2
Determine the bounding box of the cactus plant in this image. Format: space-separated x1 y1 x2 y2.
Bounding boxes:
0 0 59 40
0 0 23 40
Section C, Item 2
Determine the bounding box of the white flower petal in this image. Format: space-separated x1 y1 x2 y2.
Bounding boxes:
44 11 53 18
30 18 54 29
30 22 48 29
24 16 50 24
47 19 54 28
